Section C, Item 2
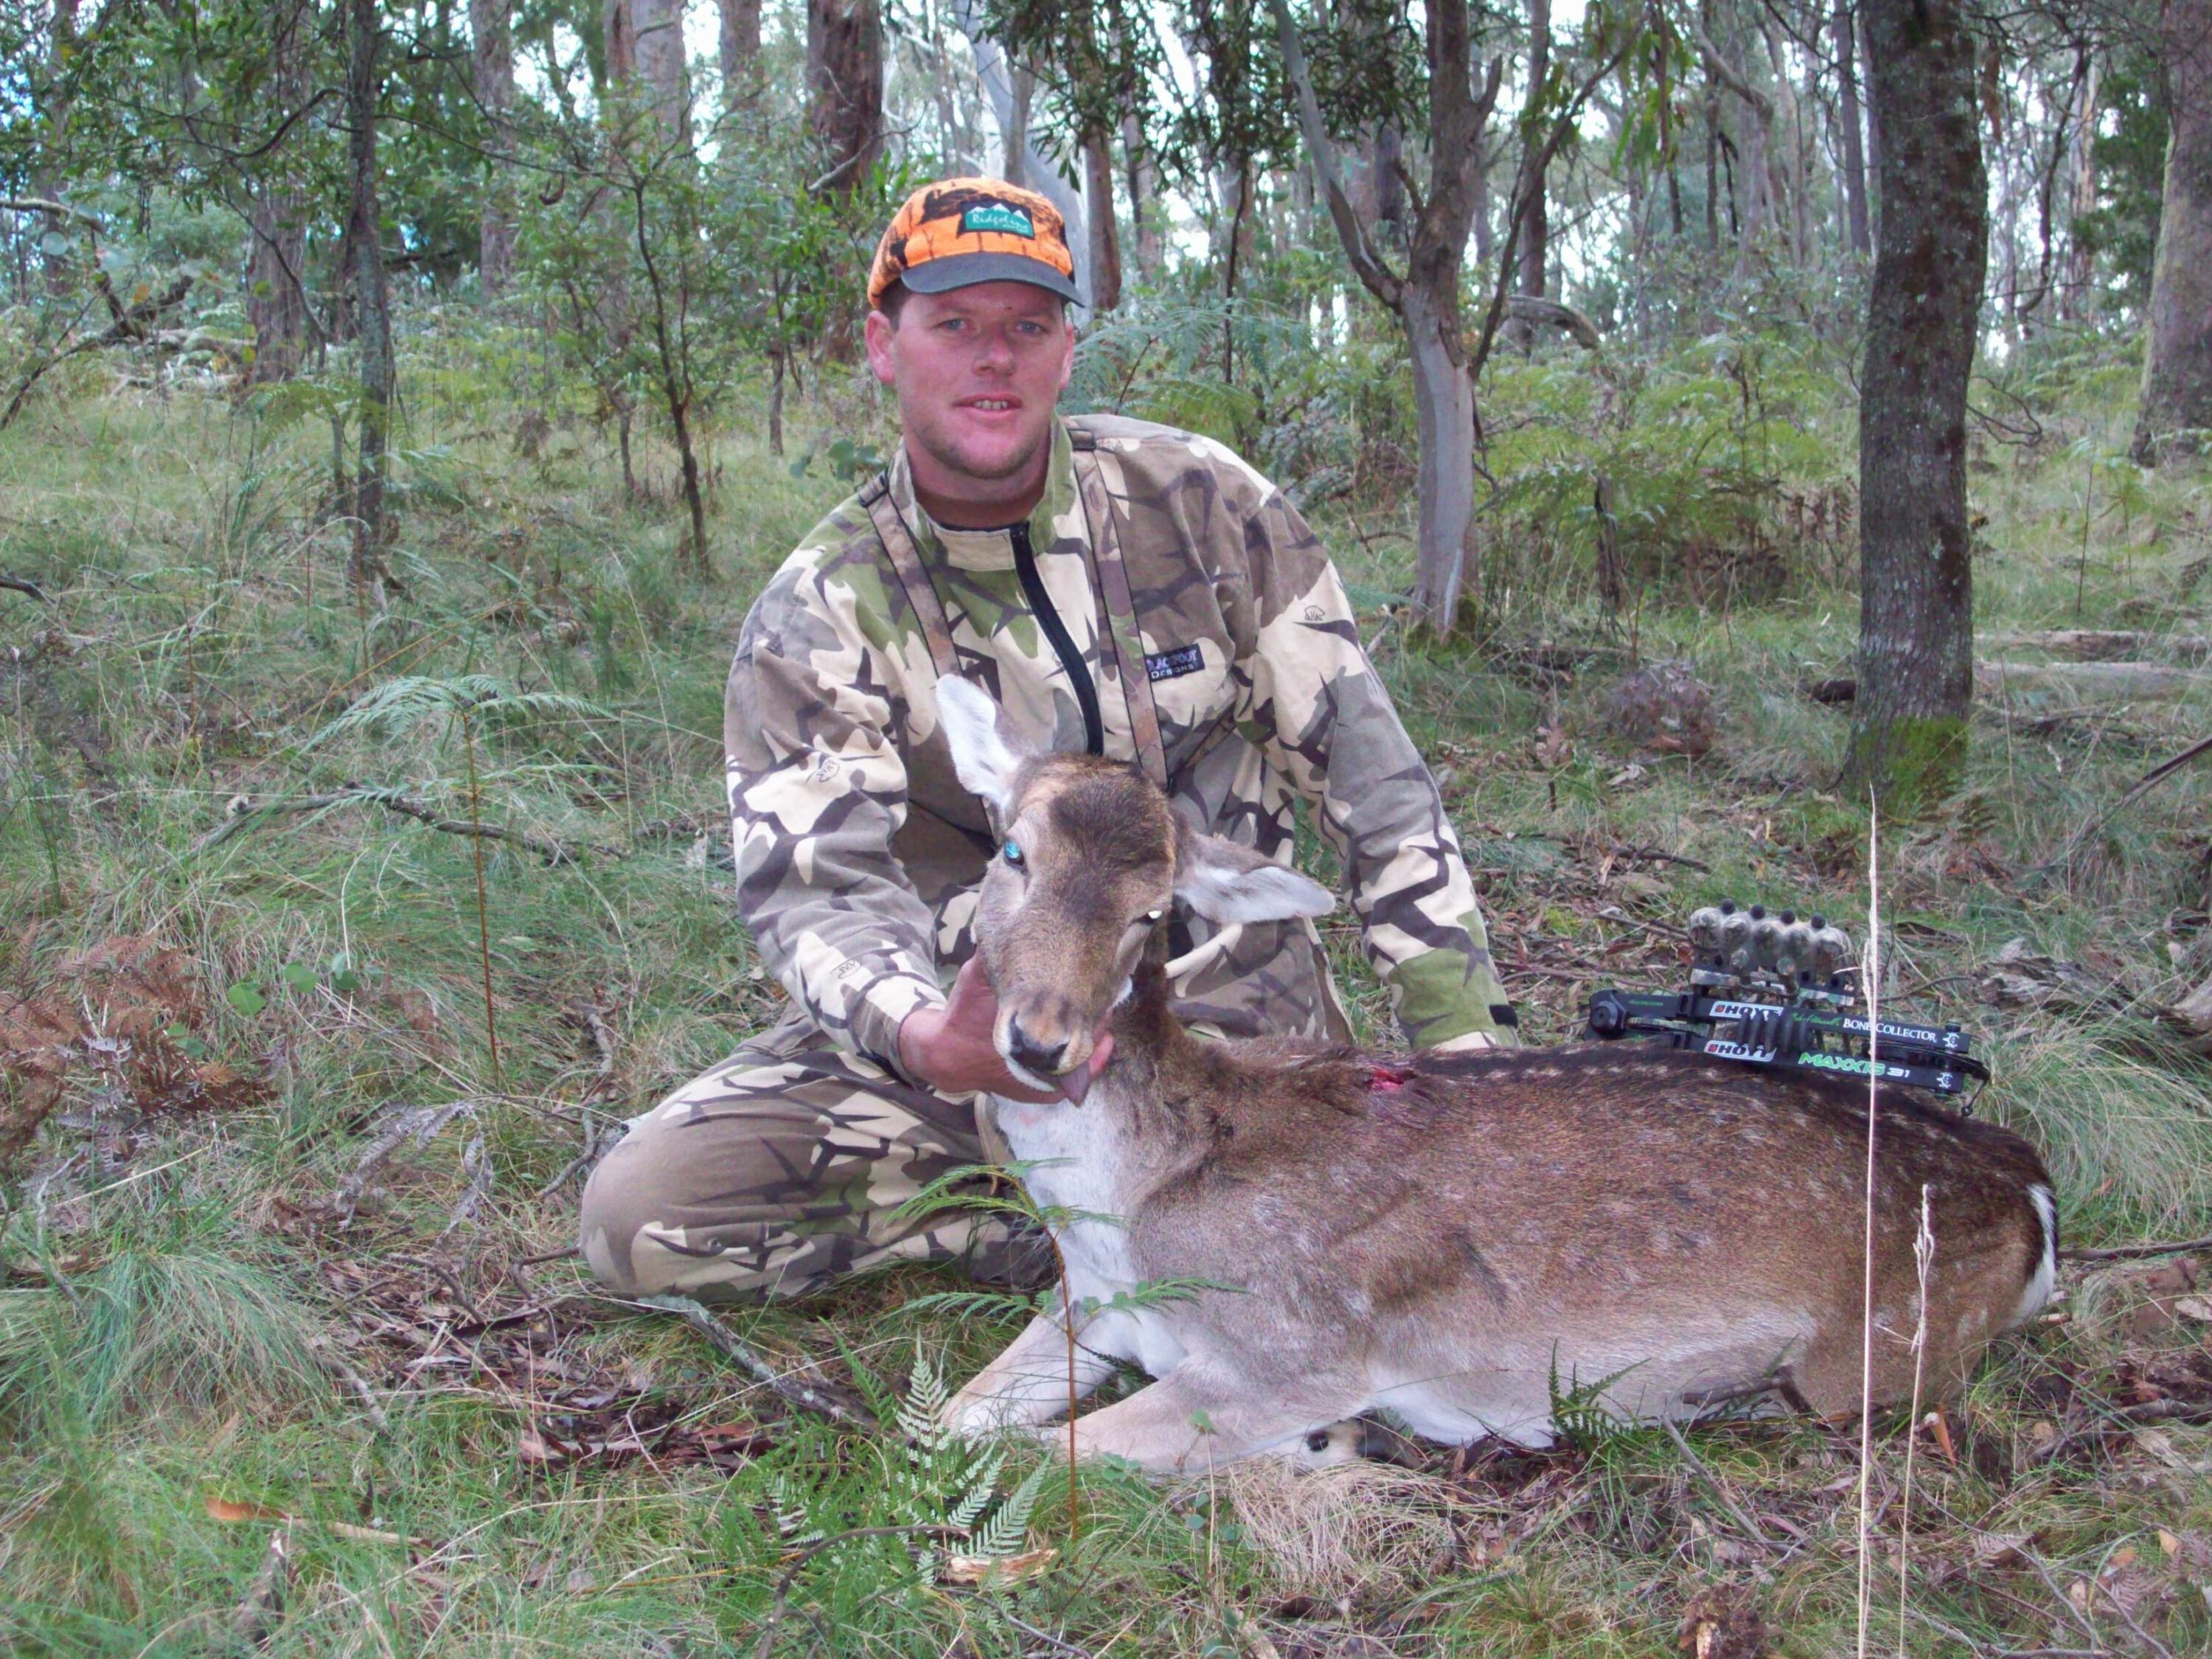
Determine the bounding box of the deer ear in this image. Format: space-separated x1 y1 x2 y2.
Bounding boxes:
1172 821 1337 925
935 675 1032 815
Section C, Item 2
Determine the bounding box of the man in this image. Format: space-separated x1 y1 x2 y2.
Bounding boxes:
580 178 1516 1302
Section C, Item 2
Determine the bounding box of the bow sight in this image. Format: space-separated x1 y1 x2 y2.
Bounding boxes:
1584 901 1991 1105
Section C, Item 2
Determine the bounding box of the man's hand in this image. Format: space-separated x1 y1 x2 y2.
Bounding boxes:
897 956 1113 1102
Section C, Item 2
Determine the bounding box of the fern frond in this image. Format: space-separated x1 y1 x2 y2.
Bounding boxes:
970 1460 1048 1559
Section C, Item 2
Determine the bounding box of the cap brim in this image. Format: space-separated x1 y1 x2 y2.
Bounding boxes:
897 251 1083 306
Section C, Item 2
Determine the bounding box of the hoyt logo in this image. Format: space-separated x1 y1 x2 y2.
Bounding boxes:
961 202 1035 239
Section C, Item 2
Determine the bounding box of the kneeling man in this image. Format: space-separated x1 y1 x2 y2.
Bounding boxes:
580 177 1517 1301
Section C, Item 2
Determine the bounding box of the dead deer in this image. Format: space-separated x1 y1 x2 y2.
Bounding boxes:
931 677 2057 1474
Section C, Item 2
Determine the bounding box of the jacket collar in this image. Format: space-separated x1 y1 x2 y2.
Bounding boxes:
886 420 1079 573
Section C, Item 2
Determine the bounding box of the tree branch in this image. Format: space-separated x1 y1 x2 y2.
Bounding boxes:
1269 0 1402 307
194 787 578 863
1689 19 1774 119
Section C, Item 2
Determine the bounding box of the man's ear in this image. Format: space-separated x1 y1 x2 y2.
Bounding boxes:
935 675 1033 818
1172 815 1336 925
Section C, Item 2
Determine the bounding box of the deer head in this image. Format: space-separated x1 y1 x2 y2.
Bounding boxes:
936 676 1335 1098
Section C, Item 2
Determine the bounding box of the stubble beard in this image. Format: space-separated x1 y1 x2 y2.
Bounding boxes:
907 403 1052 493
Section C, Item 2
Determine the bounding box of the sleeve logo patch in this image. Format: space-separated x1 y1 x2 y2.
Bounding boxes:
1144 644 1206 683
961 202 1035 239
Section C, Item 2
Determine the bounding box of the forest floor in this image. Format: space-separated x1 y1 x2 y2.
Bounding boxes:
4 327 2212 1657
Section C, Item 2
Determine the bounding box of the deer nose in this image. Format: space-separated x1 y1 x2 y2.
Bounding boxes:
1006 1019 1067 1077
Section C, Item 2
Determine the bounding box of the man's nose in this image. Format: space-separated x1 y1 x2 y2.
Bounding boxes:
1006 1018 1067 1077
972 327 1016 373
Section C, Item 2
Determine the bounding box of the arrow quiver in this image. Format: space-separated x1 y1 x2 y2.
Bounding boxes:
1584 902 1991 1105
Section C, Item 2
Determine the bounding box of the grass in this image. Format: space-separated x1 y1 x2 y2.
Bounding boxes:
2 312 2211 1655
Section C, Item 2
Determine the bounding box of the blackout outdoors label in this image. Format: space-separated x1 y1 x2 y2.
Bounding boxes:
1145 644 1206 683
961 203 1034 239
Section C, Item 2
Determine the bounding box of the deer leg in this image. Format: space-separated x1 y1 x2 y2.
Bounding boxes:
1057 1363 1357 1475
947 1310 1119 1436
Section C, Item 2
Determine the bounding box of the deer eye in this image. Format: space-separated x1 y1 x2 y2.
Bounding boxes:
1140 908 1164 926
1001 841 1024 868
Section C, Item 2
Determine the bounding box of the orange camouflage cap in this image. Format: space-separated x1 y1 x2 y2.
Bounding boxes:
868 177 1082 310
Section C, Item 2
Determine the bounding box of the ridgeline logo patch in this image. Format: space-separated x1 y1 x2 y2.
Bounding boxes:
961 202 1035 239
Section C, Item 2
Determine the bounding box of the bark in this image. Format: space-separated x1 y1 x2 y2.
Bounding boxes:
1124 113 1161 276
346 0 396 613
2060 56 2099 320
1834 3 1871 256
1515 0 1551 316
1843 0 1987 811
952 0 1090 298
248 0 313 380
36 0 82 297
808 0 884 193
1083 132 1122 311
719 0 762 106
605 0 692 141
470 0 516 296
2132 0 2212 464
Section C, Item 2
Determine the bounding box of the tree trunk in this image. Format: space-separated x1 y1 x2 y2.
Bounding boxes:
1084 131 1122 310
1124 112 1161 276
808 0 884 192
248 0 313 380
346 0 395 613
36 0 82 297
719 0 762 107
1843 0 1988 812
470 0 516 296
2132 0 2212 464
2060 56 2100 320
952 0 1090 296
1404 282 1479 622
1834 3 1871 257
605 0 691 140
1515 0 1551 321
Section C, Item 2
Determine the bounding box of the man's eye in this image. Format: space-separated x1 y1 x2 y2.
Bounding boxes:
1002 841 1024 867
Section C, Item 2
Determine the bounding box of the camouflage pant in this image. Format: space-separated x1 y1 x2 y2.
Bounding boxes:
578 1006 1046 1302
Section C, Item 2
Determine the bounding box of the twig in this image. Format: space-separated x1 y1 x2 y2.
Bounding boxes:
1899 1185 1936 1658
643 1295 880 1431
1000 1612 1099 1658
1660 1419 1773 1549
230 1525 293 1645
1 573 50 603
753 1525 961 1659
309 1337 391 1433
437 1132 493 1241
513 1244 582 1266
333 1099 476 1222
2062 1233 2212 1262
1607 844 1712 873
194 787 577 864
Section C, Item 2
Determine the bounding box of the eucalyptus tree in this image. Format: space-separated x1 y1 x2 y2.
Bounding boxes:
2132 0 2211 462
1842 0 1988 810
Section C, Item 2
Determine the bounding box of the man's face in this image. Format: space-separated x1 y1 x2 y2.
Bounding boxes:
864 282 1074 504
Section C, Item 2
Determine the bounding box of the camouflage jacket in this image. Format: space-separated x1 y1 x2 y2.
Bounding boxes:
724 414 1515 1079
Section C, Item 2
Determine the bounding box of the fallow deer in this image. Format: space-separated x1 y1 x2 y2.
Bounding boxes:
931 677 2057 1473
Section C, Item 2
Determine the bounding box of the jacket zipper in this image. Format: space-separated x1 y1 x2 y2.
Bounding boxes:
1010 521 1104 756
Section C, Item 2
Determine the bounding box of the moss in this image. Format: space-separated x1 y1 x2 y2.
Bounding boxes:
1842 713 1969 818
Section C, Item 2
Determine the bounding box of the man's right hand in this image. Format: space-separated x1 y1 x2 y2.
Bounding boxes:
897 957 1111 1103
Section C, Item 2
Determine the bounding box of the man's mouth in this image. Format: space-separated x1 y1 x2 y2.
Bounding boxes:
960 397 1020 414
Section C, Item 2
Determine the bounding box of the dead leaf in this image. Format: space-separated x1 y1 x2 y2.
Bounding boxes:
206 1495 411 1545
1677 1588 1770 1659
2175 1295 2212 1321
1972 1531 2034 1568
939 1545 1057 1587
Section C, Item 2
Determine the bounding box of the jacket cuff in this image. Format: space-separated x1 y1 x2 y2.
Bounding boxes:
849 970 948 1085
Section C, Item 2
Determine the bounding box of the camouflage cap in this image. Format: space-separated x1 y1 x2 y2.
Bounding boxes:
868 177 1082 310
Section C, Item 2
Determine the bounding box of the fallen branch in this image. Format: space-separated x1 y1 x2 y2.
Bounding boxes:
1977 659 2208 698
1983 630 2212 664
438 1132 493 1241
1661 1418 1775 1550
1 574 50 603
308 1337 391 1433
1503 294 1601 350
332 1099 476 1223
195 787 578 865
1608 844 1712 874
643 1294 880 1432
2062 1234 2212 1262
231 1526 293 1646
